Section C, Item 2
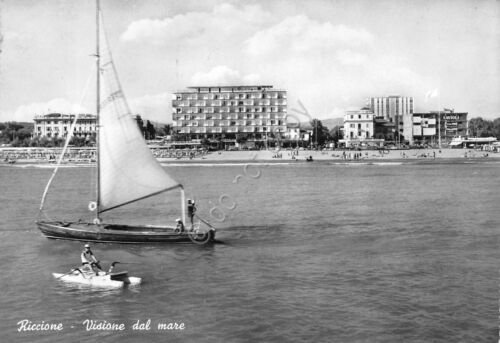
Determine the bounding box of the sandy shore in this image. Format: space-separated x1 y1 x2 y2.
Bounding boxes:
2 148 497 165
159 148 499 163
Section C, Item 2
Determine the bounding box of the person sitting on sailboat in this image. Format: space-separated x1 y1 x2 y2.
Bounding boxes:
81 244 102 275
175 218 185 233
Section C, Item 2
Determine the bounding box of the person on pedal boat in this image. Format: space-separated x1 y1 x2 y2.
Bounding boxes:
81 244 102 275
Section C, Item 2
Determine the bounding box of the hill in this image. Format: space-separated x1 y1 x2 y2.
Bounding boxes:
300 118 343 130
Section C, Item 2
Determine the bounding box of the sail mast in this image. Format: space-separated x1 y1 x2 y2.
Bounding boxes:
95 0 101 222
94 0 183 214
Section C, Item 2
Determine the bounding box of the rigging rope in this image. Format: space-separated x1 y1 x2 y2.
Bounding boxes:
38 64 95 220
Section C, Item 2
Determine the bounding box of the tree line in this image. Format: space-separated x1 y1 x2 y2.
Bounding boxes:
468 117 500 138
0 121 172 147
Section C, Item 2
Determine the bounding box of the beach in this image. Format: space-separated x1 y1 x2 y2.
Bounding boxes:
157 148 498 163
1 147 498 165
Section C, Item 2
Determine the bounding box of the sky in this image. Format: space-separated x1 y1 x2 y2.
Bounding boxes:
0 0 499 123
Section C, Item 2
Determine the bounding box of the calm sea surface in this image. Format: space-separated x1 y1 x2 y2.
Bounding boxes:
0 161 499 342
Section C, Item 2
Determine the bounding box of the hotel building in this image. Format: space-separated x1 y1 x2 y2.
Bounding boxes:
172 86 287 142
368 96 414 144
33 113 96 139
413 110 467 144
343 108 375 140
368 96 414 121
340 108 386 147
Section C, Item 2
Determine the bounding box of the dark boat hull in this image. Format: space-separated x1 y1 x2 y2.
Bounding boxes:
36 221 215 244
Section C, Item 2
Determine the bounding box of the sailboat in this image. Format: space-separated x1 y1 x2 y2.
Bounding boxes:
36 0 215 244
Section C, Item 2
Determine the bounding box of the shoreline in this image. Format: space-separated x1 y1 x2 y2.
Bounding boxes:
1 148 498 166
157 148 499 162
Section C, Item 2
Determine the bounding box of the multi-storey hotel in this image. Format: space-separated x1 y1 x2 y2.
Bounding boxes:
368 96 414 121
172 86 287 142
33 113 96 139
368 96 414 144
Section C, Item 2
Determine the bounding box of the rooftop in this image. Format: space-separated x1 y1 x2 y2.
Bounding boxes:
175 85 286 93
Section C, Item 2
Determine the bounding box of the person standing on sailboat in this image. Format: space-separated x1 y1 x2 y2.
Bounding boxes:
81 244 102 275
187 199 197 226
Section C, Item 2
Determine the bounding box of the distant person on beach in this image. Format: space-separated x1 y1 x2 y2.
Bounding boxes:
81 244 102 275
187 199 197 225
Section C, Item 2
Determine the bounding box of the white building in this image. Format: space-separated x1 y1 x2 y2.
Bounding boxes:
368 96 414 121
285 123 301 140
412 115 436 137
343 109 375 141
33 113 96 139
172 85 287 141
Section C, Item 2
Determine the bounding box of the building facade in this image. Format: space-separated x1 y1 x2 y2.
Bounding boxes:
413 110 468 144
33 113 96 139
368 96 414 143
437 110 468 141
368 96 414 121
374 117 396 142
412 113 437 144
172 86 287 142
344 108 375 140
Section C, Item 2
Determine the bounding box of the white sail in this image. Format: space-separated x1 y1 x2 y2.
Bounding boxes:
98 13 181 213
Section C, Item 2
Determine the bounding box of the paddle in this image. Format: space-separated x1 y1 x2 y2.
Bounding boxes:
102 260 142 264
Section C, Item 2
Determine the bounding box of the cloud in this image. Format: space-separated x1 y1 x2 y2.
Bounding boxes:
239 15 431 118
6 98 90 122
118 5 431 120
336 50 367 66
244 15 373 56
121 3 272 46
190 66 261 86
128 92 172 123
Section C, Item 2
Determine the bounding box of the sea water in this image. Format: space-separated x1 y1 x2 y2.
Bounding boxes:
0 161 499 342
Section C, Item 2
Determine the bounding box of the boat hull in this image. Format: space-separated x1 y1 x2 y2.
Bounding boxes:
37 221 216 244
53 271 141 288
